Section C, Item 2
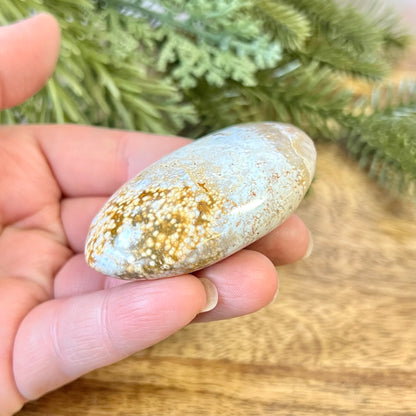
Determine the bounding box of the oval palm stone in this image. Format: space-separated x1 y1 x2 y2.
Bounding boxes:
85 122 316 279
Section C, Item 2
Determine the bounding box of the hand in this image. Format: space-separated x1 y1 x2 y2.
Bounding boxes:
0 14 312 414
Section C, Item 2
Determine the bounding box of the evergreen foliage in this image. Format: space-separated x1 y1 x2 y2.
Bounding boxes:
0 0 414 197
0 0 197 133
342 81 416 196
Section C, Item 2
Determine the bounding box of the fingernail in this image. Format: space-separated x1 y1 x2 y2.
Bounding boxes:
302 229 314 260
199 278 218 313
270 284 280 305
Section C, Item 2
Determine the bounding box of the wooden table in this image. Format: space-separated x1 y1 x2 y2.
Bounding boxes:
17 136 416 415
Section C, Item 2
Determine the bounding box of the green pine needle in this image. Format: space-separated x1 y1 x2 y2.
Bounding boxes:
0 1 197 133
0 0 414 197
342 81 416 198
253 0 312 50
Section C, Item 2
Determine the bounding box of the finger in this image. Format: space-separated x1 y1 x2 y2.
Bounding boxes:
0 227 71 292
247 214 312 265
0 277 48 414
55 250 277 323
54 253 128 298
194 249 278 322
13 275 207 401
24 124 190 197
61 197 107 252
0 13 60 110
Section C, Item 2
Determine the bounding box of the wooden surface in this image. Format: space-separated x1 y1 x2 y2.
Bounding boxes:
17 141 416 415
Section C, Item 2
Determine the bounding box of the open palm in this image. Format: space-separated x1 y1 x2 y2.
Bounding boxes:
0 15 311 414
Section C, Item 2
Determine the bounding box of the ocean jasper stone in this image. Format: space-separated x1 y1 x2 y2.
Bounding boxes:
85 122 316 279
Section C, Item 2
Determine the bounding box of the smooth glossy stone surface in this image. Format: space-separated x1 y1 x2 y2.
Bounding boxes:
85 122 316 279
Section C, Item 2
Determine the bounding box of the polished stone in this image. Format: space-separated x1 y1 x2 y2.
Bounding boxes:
85 122 316 279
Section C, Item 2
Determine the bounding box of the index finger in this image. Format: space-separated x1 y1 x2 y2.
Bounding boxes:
23 124 190 197
0 13 60 110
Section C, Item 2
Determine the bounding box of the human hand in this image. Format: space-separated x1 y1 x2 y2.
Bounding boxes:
0 14 312 414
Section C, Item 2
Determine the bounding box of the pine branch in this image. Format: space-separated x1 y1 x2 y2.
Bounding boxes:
0 0 414 198
342 82 416 198
252 0 311 50
107 0 282 88
288 0 408 79
292 0 386 53
301 38 390 79
0 0 196 133
183 59 351 140
357 0 413 52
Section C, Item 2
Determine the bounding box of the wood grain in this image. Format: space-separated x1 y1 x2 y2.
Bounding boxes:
16 138 416 415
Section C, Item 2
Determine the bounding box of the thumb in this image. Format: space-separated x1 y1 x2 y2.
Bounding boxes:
0 13 60 110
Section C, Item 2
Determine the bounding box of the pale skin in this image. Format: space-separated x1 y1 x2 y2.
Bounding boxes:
0 14 312 414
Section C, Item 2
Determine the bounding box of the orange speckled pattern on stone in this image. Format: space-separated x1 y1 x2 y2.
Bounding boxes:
85 122 316 279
